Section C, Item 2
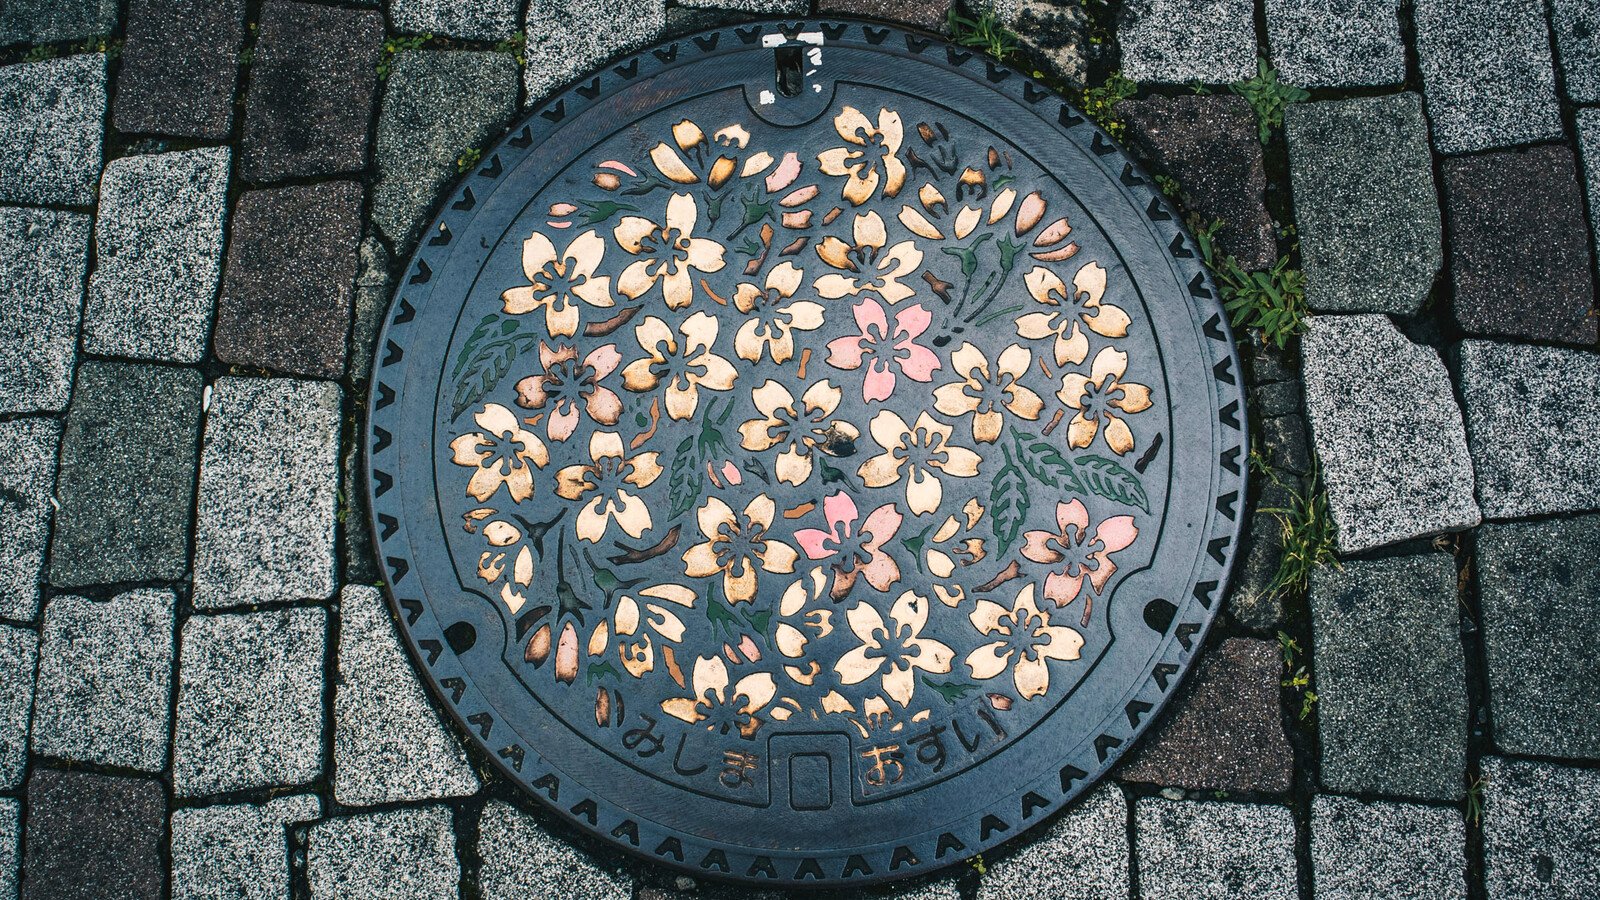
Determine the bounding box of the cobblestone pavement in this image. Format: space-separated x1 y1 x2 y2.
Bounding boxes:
1 0 1597 897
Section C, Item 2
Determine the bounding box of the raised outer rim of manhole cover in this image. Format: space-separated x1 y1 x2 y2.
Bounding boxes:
366 17 1247 888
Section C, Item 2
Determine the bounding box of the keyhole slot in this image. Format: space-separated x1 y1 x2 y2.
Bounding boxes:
774 45 804 98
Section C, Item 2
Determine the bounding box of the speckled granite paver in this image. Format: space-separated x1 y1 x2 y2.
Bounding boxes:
309 806 459 900
0 419 61 622
114 0 245 139
0 55 104 207
1118 0 1254 84
1265 0 1404 87
0 0 116 44
477 801 631 900
0 627 35 791
1136 799 1297 900
1481 757 1600 899
392 0 518 41
1311 796 1466 900
170 795 321 900
987 0 1090 85
1413 0 1562 154
172 608 326 797
192 378 341 609
818 0 948 30
0 207 90 415
523 0 666 102
0 798 15 900
30 590 174 772
1583 111 1600 256
1550 0 1600 104
23 769 165 900
976 786 1128 900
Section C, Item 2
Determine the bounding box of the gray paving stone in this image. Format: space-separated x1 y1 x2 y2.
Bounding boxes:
1262 414 1310 476
981 0 1090 85
1286 95 1442 316
1229 478 1296 630
0 207 90 415
0 419 61 621
393 0 520 40
1580 110 1600 285
373 51 519 256
241 1 385 181
1481 756 1600 900
478 800 629 900
1457 341 1600 519
1553 0 1600 104
0 627 35 791
817 0 949 31
30 590 175 772
81 149 230 363
309 806 459 900
192 377 341 609
0 0 116 45
1264 0 1403 88
214 181 363 378
23 768 165 900
977 785 1127 900
335 585 476 806
1413 0 1561 154
1117 0 1254 85
50 363 203 587
114 0 246 140
348 235 392 389
0 798 14 900
523 0 666 102
677 0 806 11
0 55 105 207
1310 795 1465 900
1310 553 1467 801
172 608 326 797
1301 315 1479 552
170 795 321 900
1136 799 1297 900
1476 516 1600 760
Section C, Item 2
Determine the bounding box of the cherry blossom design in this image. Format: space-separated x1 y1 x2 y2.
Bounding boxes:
1057 346 1153 456
825 299 940 403
857 410 982 516
554 431 663 542
660 655 777 739
613 584 696 679
647 119 741 188
795 492 904 601
681 494 799 604
834 591 954 707
513 342 623 442
817 105 906 205
614 193 727 309
1022 499 1138 620
449 403 549 503
731 261 825 364
813 211 924 305
1015 262 1131 366
932 342 1046 443
620 311 737 420
500 229 614 337
964 582 1084 700
737 379 858 486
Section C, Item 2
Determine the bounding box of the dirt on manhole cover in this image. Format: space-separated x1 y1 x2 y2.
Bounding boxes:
366 19 1246 887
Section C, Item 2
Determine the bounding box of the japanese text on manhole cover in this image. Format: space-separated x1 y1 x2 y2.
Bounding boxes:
366 20 1246 887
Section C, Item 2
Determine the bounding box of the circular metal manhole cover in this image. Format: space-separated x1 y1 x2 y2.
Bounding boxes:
367 19 1246 887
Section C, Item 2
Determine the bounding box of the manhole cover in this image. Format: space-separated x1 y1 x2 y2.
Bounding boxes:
367 20 1246 887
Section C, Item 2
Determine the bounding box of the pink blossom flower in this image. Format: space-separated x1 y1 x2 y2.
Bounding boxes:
794 492 903 601
825 299 940 402
1021 499 1138 622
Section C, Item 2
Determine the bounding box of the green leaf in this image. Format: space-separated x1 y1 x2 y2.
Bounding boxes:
1075 454 1151 513
922 676 978 704
449 316 538 419
1011 429 1086 494
989 444 1030 557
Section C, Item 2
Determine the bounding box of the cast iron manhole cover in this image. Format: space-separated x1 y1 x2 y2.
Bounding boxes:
367 19 1246 887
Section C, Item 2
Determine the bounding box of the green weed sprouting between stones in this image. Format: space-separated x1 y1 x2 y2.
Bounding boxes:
377 33 432 78
21 34 120 63
456 147 483 173
1230 57 1309 144
945 9 1018 60
1466 773 1488 825
494 31 527 67
1189 214 1308 348
967 853 987 875
1081 71 1138 139
1277 632 1318 720
1259 467 1339 601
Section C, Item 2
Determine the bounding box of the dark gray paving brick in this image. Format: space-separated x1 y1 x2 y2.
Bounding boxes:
523 0 665 103
1481 756 1600 900
0 55 104 206
0 0 116 44
335 585 477 806
0 798 14 900
192 377 341 609
976 785 1128 899
81 148 230 363
1136 799 1296 900
1122 95 1276 269
1443 145 1596 345
1585 111 1600 256
1302 314 1479 552
988 0 1090 85
1118 637 1294 793
0 206 90 415
373 51 519 256
1553 0 1600 104
477 801 630 900
818 0 949 31
1264 0 1404 87
393 0 520 40
1457 340 1600 519
348 234 392 388
677 0 806 11
1229 478 1296 630
170 795 321 900
114 0 245 139
1413 0 1561 154
0 419 61 621
0 626 35 791
1310 795 1465 900
1118 0 1254 84
241 1 384 181
214 181 362 378
1310 553 1466 801
1286 94 1442 315
1262 414 1309 476
172 608 326 797
30 590 174 772
308 806 459 900
22 769 165 900
1476 516 1600 760
49 362 203 586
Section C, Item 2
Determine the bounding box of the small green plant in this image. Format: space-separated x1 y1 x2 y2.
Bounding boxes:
1277 632 1319 719
1466 773 1488 825
967 852 988 875
494 31 527 66
377 33 432 78
1230 57 1309 144
945 10 1018 60
456 147 483 173
1189 214 1308 348
1153 174 1182 199
23 45 57 62
1081 71 1138 139
1260 469 1339 600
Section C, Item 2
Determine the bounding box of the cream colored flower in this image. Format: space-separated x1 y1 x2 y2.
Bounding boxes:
817 105 906 205
1057 346 1153 456
737 379 858 486
619 311 738 420
681 494 799 604
924 498 986 607
964 582 1083 700
1015 262 1130 366
660 654 777 738
932 342 1045 443
614 584 695 679
896 178 1018 242
834 591 953 707
614 193 726 309
813 211 923 304
500 229 614 337
858 410 981 516
554 431 663 542
648 119 742 188
512 342 622 442
732 261 825 363
449 403 549 503
774 569 835 683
